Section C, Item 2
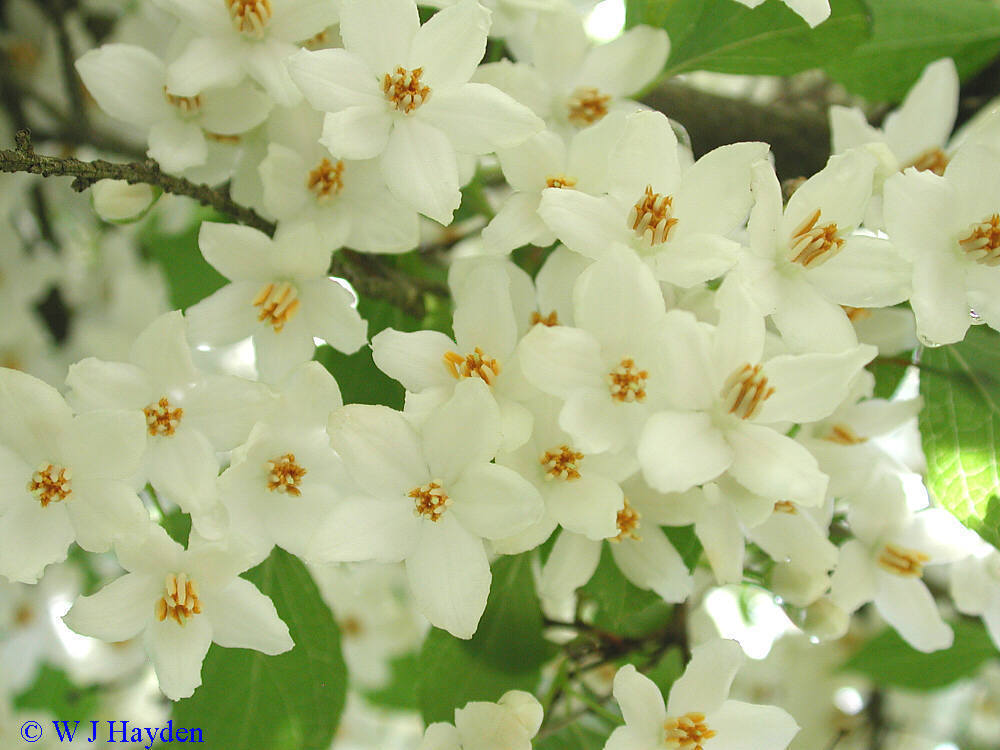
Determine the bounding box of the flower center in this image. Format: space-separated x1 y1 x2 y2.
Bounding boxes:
959 214 1000 266
608 358 648 403
155 573 202 625
842 306 872 323
567 87 610 126
628 186 678 247
409 480 450 522
531 310 559 327
545 175 577 189
226 0 272 37
877 543 929 577
612 499 640 541
823 423 866 445
787 208 845 268
163 87 201 116
307 158 345 202
253 281 300 333
266 453 307 496
774 500 797 514
664 712 716 749
143 397 183 437
443 347 501 385
383 66 431 114
905 147 949 176
28 464 72 508
721 363 774 420
540 445 584 480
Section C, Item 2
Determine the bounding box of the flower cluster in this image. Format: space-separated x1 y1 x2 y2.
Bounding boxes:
4 0 1000 747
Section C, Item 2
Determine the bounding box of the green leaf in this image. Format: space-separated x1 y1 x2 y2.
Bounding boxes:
141 209 228 310
842 620 999 690
315 296 420 410
535 721 609 750
870 353 912 400
417 554 551 724
172 549 347 750
15 666 100 720
160 509 192 547
365 653 419 711
663 525 702 572
645 0 871 78
645 646 685 696
825 0 1000 102
579 545 666 636
919 326 1000 548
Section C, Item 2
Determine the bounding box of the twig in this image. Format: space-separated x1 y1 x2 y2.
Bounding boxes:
1 129 276 234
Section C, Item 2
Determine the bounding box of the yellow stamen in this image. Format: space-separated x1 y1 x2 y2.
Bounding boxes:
540 445 584 480
612 499 640 542
253 281 301 332
664 712 716 750
959 214 1000 266
788 208 845 268
607 358 648 403
409 480 450 522
877 543 929 577
226 0 272 37
628 185 678 247
143 397 183 437
266 453 307 497
383 66 431 114
307 158 346 202
155 573 202 625
27 464 72 508
567 87 610 126
443 347 501 385
721 363 774 420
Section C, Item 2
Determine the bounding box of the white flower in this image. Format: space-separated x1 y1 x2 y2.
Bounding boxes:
482 116 622 253
883 143 1000 345
258 105 420 253
830 472 969 652
733 0 830 27
66 312 274 538
951 544 1000 650
538 110 767 286
538 491 693 610
373 260 535 451
313 379 544 638
518 252 673 454
474 11 668 132
63 525 293 700
419 690 543 750
606 639 799 750
287 0 544 223
76 44 272 174
637 281 875 505
0 368 147 583
151 0 339 106
734 153 910 353
185 222 367 382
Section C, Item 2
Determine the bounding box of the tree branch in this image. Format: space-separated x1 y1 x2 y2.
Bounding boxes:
0 129 276 233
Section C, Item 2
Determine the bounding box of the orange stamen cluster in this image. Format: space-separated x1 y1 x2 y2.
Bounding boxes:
28 464 71 508
540 445 584 480
266 454 307 496
608 358 648 403
163 87 201 115
612 499 640 542
531 310 559 327
409 480 450 522
307 158 345 202
959 214 1000 266
383 67 430 114
721 363 774 420
877 543 929 577
226 0 272 36
823 423 866 445
155 573 202 625
443 348 501 385
628 186 678 246
545 175 577 189
664 713 716 749
144 397 183 437
788 208 844 268
253 281 300 332
906 147 949 176
567 87 610 126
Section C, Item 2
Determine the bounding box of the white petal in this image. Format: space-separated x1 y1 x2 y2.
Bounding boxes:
75 44 166 129
65 478 147 552
545 475 622 541
184 282 261 347
63 573 159 642
147 615 213 700
450 463 543 540
198 83 272 134
407 515 490 638
182 375 274 449
329 404 428 498
482 193 548 254
706 700 800 750
538 531 601 605
610 110 680 204
537 190 631 260
770 276 858 354
310 494 419 563
198 221 277 281
612 664 666 732
884 58 958 165
830 105 885 155
496 131 565 193
339 0 419 77
131 310 199 388
578 26 669 96
66 358 153 411
268 0 340 42
674 142 768 236
573 253 664 353
61 410 146 480
165 37 245 97
409 0 489 88
287 47 384 112
782 149 877 237
371 328 457 391
653 234 740 288
639 411 733 494
805 235 911 308
453 263 519 357
875 573 953 653
146 429 220 517
203 577 293 654
299 279 367 354
756 345 876 425
726 423 828 506
382 117 460 224
0 502 73 583
695 503 745 585
320 106 393 160
421 83 543 154
829 539 876 613
147 118 208 173
666 638 744 717
422 379 502 483
517 323 604 397
610 528 693 602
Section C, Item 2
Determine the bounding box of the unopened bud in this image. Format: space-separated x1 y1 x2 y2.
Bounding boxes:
91 179 156 223
498 690 543 737
797 598 849 641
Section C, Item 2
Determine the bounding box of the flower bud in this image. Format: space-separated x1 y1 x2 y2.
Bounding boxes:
797 598 849 641
91 179 156 223
770 562 829 607
498 690 543 737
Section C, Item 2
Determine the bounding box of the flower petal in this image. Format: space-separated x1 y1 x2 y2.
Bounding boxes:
726 423 828 506
203 577 293 654
639 411 733 494
339 0 419 77
420 83 544 154
63 573 159 642
381 117 460 224
610 527 693 602
320 106 393 160
409 0 489 89
450 463 543 540
666 638 744 716
147 614 213 700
